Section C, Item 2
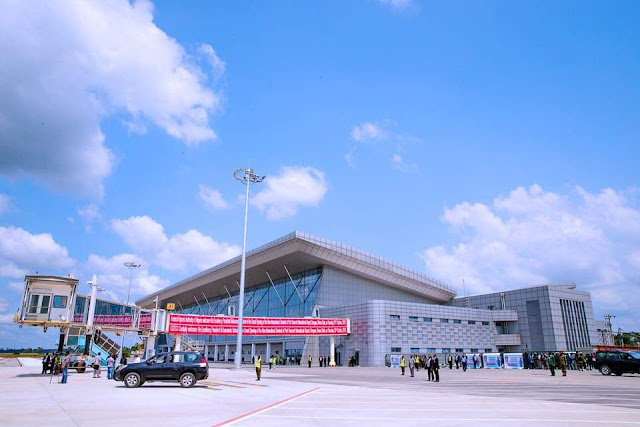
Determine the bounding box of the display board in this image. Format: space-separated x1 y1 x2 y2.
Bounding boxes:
482 352 502 368
503 353 524 369
167 314 350 336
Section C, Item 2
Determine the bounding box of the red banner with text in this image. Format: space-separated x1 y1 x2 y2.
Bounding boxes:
167 314 350 336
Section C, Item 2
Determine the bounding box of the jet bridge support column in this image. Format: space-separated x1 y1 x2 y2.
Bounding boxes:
83 275 98 356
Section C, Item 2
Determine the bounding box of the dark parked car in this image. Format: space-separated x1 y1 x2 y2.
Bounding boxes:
594 350 640 376
114 351 209 388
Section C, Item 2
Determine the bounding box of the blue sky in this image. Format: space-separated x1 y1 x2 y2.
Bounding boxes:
0 0 638 347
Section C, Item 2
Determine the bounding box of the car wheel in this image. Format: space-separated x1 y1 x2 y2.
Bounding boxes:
600 365 612 376
124 372 141 388
180 372 196 388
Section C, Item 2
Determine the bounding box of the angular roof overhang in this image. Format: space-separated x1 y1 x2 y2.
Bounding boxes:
136 232 456 308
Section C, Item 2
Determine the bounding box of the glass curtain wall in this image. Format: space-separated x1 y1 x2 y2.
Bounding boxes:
175 267 323 343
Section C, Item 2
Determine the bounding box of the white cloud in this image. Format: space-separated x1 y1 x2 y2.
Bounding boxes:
0 0 222 196
199 44 226 81
421 185 640 328
0 226 76 279
7 281 24 293
0 297 8 313
251 167 329 220
379 0 412 9
77 203 101 232
111 215 240 271
198 185 229 211
390 153 418 173
351 122 387 142
85 253 167 299
0 194 10 215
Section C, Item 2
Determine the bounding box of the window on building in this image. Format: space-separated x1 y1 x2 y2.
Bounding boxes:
455 348 463 353
453 319 462 324
52 295 67 309
471 348 479 353
482 321 490 325
423 317 432 322
440 319 449 323
442 348 451 353
391 347 401 353
426 348 436 353
485 348 492 353
390 315 400 320
487 305 494 310
409 316 419 321
410 348 420 353
468 320 476 325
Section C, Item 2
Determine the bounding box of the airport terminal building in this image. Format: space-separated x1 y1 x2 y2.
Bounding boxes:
137 232 601 366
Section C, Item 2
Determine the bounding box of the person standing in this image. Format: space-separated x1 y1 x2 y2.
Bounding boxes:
119 353 127 367
308 355 312 368
61 351 71 384
548 352 556 376
448 355 453 369
106 354 115 380
433 355 440 382
455 354 460 369
269 355 273 369
53 353 62 375
559 351 567 377
134 354 141 363
400 355 406 376
427 355 434 381
409 356 415 377
42 353 51 374
461 353 468 372
255 355 262 381
93 352 102 378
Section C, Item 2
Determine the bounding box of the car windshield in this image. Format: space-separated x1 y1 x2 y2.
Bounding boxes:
629 352 640 360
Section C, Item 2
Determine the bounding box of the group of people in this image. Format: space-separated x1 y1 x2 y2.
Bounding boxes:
445 353 479 371
523 351 594 372
43 350 134 383
400 354 440 382
41 351 72 383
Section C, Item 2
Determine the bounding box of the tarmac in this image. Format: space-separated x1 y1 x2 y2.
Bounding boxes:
1 358 639 426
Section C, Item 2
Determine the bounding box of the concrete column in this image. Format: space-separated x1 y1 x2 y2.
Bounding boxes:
144 335 156 359
266 342 271 360
224 344 229 361
251 343 256 361
214 344 219 362
329 336 336 367
173 335 182 352
204 344 209 360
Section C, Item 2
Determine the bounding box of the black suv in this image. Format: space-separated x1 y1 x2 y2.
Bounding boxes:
114 351 209 388
594 350 640 376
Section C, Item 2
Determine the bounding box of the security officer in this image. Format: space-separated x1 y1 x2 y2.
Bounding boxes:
558 351 567 377
255 354 262 381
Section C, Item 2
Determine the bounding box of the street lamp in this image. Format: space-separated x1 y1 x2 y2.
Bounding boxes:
233 168 265 370
121 261 141 360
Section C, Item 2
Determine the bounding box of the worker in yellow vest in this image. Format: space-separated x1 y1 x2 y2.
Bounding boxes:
400 355 406 376
255 354 262 381
308 355 312 368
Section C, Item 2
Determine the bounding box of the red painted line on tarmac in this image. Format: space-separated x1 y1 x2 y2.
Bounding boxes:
212 387 321 427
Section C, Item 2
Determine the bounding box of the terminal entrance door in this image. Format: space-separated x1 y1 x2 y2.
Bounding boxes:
354 350 360 366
